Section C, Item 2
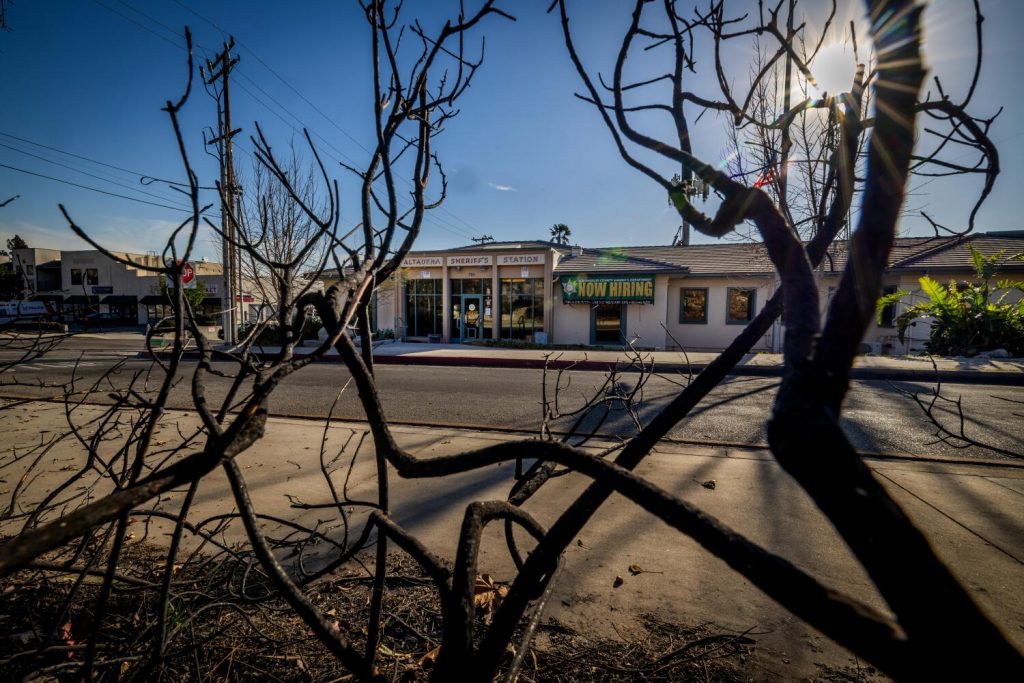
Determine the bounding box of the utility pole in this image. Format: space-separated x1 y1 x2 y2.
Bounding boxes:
470 235 493 246
203 38 241 346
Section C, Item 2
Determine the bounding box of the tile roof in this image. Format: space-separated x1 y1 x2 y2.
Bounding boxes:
319 231 1023 279
818 236 942 273
889 232 1024 271
554 246 693 275
447 240 570 252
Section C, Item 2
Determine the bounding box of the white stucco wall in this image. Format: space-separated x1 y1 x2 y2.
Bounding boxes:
623 275 669 349
551 287 591 346
663 276 775 351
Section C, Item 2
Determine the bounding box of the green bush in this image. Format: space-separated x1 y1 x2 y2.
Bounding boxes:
877 245 1024 357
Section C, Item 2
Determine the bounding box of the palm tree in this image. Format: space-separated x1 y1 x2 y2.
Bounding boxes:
549 223 571 245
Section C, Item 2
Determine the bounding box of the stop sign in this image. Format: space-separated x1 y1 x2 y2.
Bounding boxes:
181 262 196 289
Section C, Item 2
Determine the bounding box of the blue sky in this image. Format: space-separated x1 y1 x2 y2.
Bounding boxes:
2 0 1022 260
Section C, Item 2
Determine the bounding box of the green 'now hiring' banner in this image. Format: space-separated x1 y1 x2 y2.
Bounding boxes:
560 275 655 304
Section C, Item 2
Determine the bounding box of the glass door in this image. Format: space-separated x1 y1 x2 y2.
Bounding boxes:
461 294 482 340
591 303 625 345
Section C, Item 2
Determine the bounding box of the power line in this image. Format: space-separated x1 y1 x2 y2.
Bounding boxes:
86 0 480 243
89 0 181 50
169 0 483 239
0 141 195 208
0 162 212 214
229 72 478 242
0 130 212 190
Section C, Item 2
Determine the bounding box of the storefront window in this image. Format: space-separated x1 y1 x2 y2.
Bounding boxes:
70 269 83 286
85 268 99 285
727 288 756 324
404 279 442 337
499 278 544 340
680 288 708 323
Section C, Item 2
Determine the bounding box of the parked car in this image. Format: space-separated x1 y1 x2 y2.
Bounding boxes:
81 312 127 328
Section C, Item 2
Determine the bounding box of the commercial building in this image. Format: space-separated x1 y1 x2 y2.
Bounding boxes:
326 231 1023 353
8 247 247 326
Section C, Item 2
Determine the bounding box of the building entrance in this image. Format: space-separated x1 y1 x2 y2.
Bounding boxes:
452 294 483 341
591 303 625 345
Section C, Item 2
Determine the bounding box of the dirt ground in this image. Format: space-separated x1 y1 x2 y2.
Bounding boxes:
0 541 799 682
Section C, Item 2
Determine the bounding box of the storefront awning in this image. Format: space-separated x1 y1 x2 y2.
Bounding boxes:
139 295 168 305
64 295 99 305
200 297 221 307
101 295 138 304
31 294 64 303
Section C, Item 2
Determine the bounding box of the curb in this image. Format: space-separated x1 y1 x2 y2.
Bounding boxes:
4 392 1022 470
140 350 1024 386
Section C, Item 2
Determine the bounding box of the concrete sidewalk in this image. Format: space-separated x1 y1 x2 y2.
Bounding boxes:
3 398 1022 678
238 340 1024 384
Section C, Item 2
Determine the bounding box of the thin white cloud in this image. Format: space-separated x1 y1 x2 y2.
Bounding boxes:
487 182 517 192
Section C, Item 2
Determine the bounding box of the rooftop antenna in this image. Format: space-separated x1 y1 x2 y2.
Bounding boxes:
470 235 494 246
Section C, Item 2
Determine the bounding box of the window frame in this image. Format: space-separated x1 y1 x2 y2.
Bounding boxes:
726 287 756 325
678 287 708 324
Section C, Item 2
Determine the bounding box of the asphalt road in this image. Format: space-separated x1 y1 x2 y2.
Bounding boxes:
2 338 1022 460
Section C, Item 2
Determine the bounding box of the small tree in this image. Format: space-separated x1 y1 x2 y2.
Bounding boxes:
0 262 25 300
549 222 571 245
156 277 206 312
5 234 28 251
878 245 1024 356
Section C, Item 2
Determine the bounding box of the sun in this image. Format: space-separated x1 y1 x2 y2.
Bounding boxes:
807 41 858 97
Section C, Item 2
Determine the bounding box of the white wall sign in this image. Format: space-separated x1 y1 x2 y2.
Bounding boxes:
521 267 530 278
420 271 431 279
402 256 444 268
447 255 492 267
498 253 545 265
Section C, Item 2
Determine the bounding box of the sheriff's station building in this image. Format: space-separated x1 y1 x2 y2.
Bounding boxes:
348 232 1023 353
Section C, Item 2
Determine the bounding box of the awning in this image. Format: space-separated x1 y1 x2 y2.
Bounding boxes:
200 297 222 307
64 295 100 305
139 294 168 305
31 294 64 303
101 295 138 305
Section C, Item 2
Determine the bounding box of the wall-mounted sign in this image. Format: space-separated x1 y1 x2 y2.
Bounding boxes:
560 275 655 304
498 253 545 265
447 255 492 267
91 286 113 294
402 256 444 268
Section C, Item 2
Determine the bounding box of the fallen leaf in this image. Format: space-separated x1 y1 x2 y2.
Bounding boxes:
418 645 441 669
702 479 717 490
612 576 624 588
628 564 644 575
473 574 509 624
